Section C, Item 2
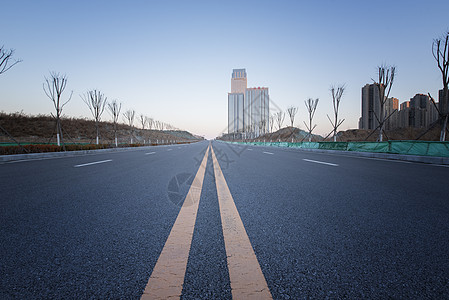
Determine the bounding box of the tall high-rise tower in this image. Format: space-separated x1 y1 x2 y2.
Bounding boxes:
231 69 247 93
228 68 269 136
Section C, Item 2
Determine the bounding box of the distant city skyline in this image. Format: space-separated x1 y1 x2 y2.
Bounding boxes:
228 68 270 137
1 0 448 139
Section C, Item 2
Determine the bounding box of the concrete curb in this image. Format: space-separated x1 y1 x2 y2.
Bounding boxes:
0 144 178 162
294 148 449 165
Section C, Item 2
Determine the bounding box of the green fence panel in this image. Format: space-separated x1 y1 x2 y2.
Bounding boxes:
318 142 348 150
347 142 390 153
390 141 449 157
427 142 449 157
289 142 303 148
390 141 426 156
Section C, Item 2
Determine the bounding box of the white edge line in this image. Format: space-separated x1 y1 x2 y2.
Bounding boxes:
303 158 338 167
263 151 274 155
74 159 112 168
145 152 156 155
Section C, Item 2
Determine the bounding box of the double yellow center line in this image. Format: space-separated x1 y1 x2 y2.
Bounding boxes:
141 143 272 299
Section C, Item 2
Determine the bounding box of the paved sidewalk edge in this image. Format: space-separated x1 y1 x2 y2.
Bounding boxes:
295 148 449 165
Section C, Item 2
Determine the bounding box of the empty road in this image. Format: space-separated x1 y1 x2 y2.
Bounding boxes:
1 140 449 299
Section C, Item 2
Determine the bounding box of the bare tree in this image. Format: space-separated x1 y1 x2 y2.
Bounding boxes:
147 117 154 130
275 111 285 131
432 30 449 141
269 113 276 133
373 65 396 142
304 98 319 142
139 114 149 144
286 106 298 127
260 119 267 135
0 46 22 75
108 100 121 147
140 114 147 130
327 85 346 142
81 90 107 145
123 109 135 144
43 72 73 146
0 46 24 150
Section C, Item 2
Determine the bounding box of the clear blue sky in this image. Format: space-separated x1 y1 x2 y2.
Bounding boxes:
1 0 448 139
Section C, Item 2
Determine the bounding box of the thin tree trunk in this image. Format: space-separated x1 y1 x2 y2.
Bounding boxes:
441 114 448 141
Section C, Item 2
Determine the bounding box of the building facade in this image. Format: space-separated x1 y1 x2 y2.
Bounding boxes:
244 87 269 136
227 69 269 137
231 69 247 93
385 97 399 130
409 94 438 128
398 94 438 128
228 93 244 133
360 85 440 131
360 83 382 130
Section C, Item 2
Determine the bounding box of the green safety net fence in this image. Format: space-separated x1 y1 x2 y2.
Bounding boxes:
229 140 449 157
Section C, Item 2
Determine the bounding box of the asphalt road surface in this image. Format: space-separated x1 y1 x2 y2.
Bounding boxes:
1 140 449 299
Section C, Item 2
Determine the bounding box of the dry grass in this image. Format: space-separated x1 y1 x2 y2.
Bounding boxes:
0 112 201 145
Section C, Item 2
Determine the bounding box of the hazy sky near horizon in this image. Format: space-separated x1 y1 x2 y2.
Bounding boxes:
1 0 448 139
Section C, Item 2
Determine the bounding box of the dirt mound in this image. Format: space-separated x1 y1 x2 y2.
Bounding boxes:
219 125 444 142
219 127 323 142
336 127 442 142
0 112 203 145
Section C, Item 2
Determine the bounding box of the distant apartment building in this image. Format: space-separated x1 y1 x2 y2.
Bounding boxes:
400 101 410 110
386 97 399 130
227 69 269 137
359 84 379 130
359 83 397 130
398 94 438 128
359 83 440 131
398 101 410 128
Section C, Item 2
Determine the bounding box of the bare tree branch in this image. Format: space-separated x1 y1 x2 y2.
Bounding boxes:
81 90 107 145
123 109 135 144
286 106 298 128
275 111 285 131
304 98 319 142
0 46 22 75
432 31 449 141
269 113 276 133
372 65 396 141
108 100 122 147
147 117 154 130
43 72 72 147
327 84 345 141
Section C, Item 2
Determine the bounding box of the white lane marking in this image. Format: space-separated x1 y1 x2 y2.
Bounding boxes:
303 158 338 167
74 159 112 168
145 152 156 155
263 151 274 155
247 148 253 151
167 149 172 151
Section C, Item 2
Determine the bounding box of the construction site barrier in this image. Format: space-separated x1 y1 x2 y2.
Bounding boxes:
228 141 449 157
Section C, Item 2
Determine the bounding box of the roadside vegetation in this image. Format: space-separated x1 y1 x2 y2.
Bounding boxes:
0 112 202 155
